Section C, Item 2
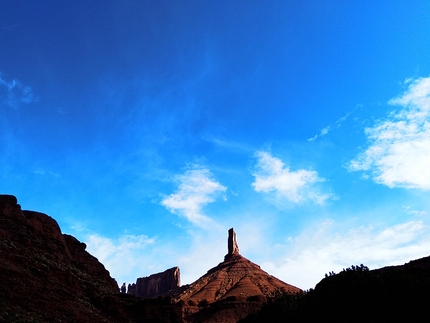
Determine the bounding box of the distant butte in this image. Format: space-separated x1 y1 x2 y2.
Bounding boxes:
128 267 180 298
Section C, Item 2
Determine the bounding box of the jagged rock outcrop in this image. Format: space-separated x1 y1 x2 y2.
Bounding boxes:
0 195 183 322
172 228 301 323
128 267 181 298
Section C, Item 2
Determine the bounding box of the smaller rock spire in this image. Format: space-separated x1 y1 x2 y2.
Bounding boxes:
225 228 239 260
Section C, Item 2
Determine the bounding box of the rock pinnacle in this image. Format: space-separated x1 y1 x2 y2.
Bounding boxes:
225 227 240 260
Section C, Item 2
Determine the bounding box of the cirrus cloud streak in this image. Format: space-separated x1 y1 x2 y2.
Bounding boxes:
0 73 36 108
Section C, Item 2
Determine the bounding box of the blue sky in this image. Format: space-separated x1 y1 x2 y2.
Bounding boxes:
2 1 430 289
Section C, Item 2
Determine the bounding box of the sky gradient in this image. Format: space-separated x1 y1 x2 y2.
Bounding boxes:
2 1 430 289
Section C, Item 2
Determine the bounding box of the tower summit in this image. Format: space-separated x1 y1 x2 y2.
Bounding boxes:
225 227 240 260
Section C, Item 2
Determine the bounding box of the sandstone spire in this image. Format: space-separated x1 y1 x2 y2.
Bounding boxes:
173 226 301 323
226 227 239 259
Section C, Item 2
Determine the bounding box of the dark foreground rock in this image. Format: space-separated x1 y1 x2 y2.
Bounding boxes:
0 195 183 323
239 260 430 323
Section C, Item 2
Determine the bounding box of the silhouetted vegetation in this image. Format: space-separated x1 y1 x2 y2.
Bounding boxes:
240 260 430 322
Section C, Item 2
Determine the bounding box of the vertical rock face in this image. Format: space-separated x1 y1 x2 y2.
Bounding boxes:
128 267 181 298
225 227 240 260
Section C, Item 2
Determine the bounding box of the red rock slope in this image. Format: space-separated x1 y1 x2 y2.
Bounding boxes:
172 228 301 323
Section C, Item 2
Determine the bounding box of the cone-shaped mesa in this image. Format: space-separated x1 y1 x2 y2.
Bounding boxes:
226 228 240 259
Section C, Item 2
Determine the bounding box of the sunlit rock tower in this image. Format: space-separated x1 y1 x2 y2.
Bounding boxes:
225 227 240 260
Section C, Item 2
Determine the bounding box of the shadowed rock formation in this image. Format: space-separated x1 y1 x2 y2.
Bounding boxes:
128 267 181 298
0 195 183 322
240 258 430 323
172 228 301 323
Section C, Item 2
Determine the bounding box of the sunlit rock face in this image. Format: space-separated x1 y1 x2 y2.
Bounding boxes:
171 228 301 323
128 266 181 298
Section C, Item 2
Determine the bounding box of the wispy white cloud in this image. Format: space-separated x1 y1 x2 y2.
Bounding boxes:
349 77 430 190
308 107 357 141
0 73 37 108
34 168 61 178
84 226 227 286
203 135 254 154
161 166 227 228
174 228 226 284
252 151 333 205
263 220 430 290
403 205 428 216
85 233 155 284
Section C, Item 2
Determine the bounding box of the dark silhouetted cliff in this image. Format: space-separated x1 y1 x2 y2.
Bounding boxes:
0 195 182 323
240 260 430 323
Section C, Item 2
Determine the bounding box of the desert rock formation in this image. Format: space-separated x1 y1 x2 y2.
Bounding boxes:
172 228 301 323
